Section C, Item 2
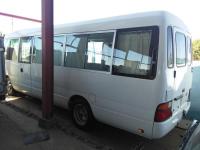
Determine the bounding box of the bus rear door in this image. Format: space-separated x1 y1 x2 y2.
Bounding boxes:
173 27 190 114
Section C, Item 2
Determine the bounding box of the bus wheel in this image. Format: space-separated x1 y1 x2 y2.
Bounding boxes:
0 95 6 101
72 100 94 130
7 78 15 96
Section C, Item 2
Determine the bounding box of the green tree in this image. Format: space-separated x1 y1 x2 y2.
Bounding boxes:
193 39 200 60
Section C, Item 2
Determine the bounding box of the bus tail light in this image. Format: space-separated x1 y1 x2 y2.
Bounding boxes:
154 102 172 122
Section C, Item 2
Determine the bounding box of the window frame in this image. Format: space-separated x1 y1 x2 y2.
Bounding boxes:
112 26 159 80
167 26 174 68
19 37 32 64
175 32 186 67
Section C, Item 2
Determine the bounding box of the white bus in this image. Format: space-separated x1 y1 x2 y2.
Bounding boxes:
5 11 192 139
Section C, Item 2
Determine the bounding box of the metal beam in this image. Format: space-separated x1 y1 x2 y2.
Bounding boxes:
0 12 41 23
41 0 54 120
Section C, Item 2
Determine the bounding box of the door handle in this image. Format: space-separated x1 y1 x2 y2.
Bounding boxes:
20 68 23 72
174 70 176 78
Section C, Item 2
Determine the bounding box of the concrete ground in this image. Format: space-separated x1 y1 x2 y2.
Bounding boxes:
0 95 189 150
0 99 95 150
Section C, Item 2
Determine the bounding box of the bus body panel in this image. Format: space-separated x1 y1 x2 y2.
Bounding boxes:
19 62 32 94
66 67 162 138
30 64 71 108
30 63 42 97
152 102 190 138
7 61 21 91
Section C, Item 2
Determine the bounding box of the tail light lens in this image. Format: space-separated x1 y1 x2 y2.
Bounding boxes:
154 102 172 122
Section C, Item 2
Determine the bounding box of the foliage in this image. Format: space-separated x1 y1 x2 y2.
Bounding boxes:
193 39 200 60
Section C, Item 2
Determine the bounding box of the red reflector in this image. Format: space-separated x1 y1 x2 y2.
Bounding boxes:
154 102 172 122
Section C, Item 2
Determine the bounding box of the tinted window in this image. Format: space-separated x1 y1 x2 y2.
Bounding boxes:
176 32 186 67
112 26 159 79
187 37 192 65
32 37 42 64
19 37 32 63
54 36 64 66
85 32 114 71
64 35 87 68
6 39 19 61
167 26 174 68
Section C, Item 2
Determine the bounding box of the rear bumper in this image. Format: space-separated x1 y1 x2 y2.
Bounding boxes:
152 102 191 139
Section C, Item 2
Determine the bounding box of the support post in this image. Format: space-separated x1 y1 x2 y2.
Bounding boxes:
39 0 54 128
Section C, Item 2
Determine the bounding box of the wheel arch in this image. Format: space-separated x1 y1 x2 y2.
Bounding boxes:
68 95 91 111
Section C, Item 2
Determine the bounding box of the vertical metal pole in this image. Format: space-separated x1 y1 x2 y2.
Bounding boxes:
42 0 54 120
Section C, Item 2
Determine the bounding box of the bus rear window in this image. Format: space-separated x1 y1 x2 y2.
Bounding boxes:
112 26 159 79
176 32 186 67
167 26 174 68
187 37 192 65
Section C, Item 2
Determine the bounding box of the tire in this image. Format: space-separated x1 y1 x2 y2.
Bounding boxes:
7 78 15 96
72 99 94 130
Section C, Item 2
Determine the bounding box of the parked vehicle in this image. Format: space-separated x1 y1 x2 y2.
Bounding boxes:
0 35 6 100
4 11 192 139
180 120 200 150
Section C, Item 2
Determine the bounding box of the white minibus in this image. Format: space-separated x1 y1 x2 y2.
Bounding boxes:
5 11 192 139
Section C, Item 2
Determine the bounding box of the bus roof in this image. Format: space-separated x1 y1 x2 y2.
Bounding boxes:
6 11 189 38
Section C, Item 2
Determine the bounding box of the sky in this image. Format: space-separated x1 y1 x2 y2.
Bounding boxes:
0 0 200 39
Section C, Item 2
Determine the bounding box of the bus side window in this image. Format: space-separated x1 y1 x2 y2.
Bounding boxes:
64 35 87 69
167 26 174 68
112 26 159 79
85 32 114 72
6 39 19 62
32 37 42 64
19 37 32 63
54 35 65 66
